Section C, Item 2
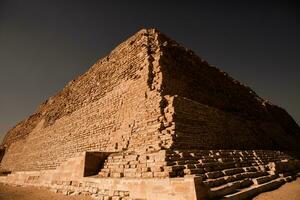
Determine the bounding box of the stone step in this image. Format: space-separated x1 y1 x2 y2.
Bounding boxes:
183 168 205 175
283 175 295 182
223 168 245 176
206 171 225 179
204 177 227 188
99 150 298 180
209 178 253 199
243 166 258 172
221 178 285 200
204 171 267 188
232 171 269 181
253 174 278 185
185 167 245 178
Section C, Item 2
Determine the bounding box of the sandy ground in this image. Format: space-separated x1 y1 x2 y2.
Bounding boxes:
0 179 300 200
254 178 300 200
0 184 92 200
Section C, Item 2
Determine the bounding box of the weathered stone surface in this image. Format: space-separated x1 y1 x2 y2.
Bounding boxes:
0 28 300 200
0 149 300 200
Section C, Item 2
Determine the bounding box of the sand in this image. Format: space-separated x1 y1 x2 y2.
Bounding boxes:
0 184 92 200
254 178 300 200
0 179 300 200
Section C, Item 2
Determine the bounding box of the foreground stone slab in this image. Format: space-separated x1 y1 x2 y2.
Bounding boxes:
1 150 300 199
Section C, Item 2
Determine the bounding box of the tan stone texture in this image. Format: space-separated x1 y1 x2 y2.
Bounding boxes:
0 28 300 200
1 29 168 171
1 28 300 171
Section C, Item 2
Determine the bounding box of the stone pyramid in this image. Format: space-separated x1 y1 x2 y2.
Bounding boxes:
0 28 299 200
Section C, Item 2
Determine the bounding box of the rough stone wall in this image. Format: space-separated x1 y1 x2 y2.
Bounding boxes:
1 149 299 200
2 29 154 147
163 149 298 177
98 150 169 178
171 96 300 150
1 28 300 173
154 32 300 150
1 29 171 171
0 169 203 200
96 149 298 179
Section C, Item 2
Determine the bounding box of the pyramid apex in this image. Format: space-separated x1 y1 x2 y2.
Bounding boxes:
130 28 179 49
130 28 161 41
135 28 161 34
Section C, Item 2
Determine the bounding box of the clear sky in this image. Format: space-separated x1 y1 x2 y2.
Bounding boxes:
0 0 299 142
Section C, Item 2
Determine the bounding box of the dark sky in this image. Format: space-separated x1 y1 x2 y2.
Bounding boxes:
0 0 299 142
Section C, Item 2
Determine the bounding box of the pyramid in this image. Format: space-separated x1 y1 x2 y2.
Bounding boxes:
0 29 299 200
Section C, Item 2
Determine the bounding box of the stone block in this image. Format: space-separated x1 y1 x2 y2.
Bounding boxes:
141 172 153 178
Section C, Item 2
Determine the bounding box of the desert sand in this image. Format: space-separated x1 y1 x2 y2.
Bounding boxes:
254 178 300 200
0 179 300 200
0 183 92 200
